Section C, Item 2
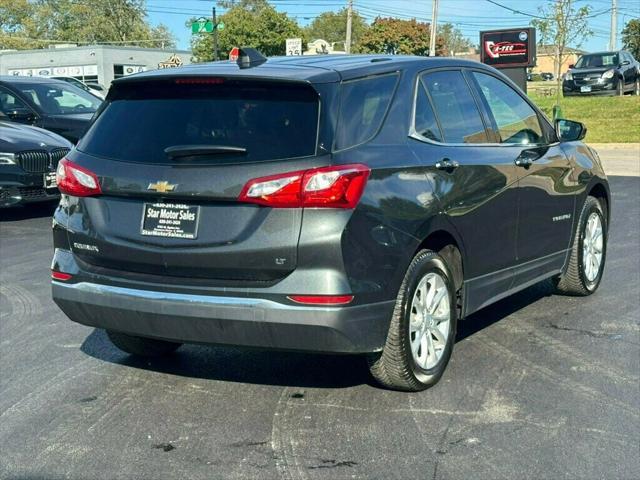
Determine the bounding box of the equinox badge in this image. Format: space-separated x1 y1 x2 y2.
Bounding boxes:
147 181 177 193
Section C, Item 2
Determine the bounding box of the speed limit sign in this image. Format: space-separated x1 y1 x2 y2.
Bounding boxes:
286 38 302 56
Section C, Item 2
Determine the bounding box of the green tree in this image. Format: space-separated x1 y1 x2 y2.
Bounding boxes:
304 8 368 51
531 0 592 104
0 0 175 50
190 0 303 61
0 0 40 49
622 18 640 59
439 23 472 56
354 17 443 56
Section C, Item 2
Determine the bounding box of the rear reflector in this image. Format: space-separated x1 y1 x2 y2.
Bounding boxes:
239 164 370 208
51 271 72 281
288 295 354 305
56 158 102 197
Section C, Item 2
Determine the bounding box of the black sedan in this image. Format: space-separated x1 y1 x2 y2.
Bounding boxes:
0 76 102 143
563 50 640 96
0 116 72 207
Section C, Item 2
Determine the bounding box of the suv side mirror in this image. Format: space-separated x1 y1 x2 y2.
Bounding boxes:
620 60 630 66
6 108 36 123
568 64 575 69
555 119 586 142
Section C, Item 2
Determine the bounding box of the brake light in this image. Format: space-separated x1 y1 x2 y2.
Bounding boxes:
56 158 102 197
238 164 370 208
51 271 72 281
288 295 354 305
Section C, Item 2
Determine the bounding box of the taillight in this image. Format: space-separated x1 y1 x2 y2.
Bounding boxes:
238 164 370 208
56 158 102 197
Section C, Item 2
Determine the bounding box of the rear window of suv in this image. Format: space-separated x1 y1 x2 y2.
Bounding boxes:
78 80 319 164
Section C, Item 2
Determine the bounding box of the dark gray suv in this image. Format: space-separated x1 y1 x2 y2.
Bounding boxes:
51 52 610 391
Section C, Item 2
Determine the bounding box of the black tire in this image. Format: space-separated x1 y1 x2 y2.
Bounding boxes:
107 330 182 357
634 77 640 96
555 196 607 296
616 78 624 96
368 250 458 392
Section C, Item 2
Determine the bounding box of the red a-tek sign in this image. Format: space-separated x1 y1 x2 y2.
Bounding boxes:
480 28 536 68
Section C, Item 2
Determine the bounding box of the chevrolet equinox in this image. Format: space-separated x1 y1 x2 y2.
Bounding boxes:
51 51 610 391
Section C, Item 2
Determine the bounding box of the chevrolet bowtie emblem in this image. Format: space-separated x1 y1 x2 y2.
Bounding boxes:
147 181 177 193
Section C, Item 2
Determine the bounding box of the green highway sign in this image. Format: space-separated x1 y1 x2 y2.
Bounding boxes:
191 19 214 33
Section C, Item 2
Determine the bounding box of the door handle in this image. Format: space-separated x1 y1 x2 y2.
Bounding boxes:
515 157 533 168
515 148 543 168
435 158 459 171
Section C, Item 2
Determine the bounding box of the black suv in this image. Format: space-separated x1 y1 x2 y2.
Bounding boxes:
563 50 640 96
0 76 102 142
51 52 610 391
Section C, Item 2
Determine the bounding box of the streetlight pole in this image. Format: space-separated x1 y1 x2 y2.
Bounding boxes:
429 0 439 56
345 0 353 54
213 6 219 61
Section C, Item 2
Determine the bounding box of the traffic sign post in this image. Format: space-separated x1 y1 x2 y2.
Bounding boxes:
286 38 302 56
189 9 223 61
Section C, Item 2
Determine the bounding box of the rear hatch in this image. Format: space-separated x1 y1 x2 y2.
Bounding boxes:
66 77 327 283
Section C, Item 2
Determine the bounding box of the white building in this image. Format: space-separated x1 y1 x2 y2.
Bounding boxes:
0 45 192 87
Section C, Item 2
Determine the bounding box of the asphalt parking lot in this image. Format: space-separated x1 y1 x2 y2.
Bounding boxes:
1 173 639 479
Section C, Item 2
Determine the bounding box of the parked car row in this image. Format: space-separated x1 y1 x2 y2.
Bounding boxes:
0 76 102 207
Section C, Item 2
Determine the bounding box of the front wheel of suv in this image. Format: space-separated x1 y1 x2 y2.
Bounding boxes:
555 196 607 296
107 330 182 357
368 250 458 391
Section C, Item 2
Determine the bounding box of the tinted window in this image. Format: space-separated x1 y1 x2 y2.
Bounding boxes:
10 81 101 114
414 82 442 142
334 73 398 150
0 86 30 113
473 72 544 145
422 71 488 144
79 81 319 164
575 53 619 68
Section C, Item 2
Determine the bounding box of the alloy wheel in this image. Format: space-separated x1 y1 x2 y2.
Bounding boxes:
409 272 451 370
582 212 603 283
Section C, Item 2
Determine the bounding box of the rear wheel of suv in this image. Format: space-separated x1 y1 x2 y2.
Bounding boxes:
107 330 182 357
368 250 457 391
555 196 607 296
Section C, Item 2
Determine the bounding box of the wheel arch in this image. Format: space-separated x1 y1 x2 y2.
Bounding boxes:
414 229 464 293
588 181 610 225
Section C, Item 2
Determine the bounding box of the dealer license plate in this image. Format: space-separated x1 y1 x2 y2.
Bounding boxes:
580 86 592 93
44 171 57 190
141 202 200 239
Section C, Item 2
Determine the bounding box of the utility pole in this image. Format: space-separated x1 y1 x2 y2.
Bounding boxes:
609 0 617 50
345 0 353 54
429 0 439 56
213 6 219 61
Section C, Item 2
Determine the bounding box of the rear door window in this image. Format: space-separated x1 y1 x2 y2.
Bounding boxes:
421 71 489 144
78 80 320 164
334 73 398 150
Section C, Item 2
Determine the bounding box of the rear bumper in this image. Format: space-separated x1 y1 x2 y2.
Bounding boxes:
52 281 394 354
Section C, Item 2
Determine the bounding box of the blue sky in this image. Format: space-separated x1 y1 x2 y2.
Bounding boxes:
146 0 640 53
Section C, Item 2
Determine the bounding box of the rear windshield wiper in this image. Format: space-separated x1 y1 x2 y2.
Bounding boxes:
164 145 247 159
